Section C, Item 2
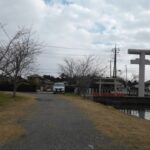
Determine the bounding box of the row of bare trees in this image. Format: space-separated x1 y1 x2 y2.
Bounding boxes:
0 26 40 97
59 56 106 96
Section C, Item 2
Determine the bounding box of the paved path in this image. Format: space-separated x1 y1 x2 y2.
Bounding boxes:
1 93 126 150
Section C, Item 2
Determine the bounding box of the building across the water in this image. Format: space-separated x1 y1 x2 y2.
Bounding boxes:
88 77 127 96
87 77 150 97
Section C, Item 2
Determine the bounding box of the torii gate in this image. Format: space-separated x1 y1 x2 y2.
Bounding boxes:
128 49 150 97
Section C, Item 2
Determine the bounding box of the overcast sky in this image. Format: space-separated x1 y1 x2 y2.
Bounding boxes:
1 0 150 80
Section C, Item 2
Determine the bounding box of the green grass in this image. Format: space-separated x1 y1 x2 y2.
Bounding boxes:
0 92 25 107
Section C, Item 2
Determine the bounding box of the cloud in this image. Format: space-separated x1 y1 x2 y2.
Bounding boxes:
1 0 150 80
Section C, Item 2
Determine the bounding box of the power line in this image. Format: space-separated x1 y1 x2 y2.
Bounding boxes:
41 53 93 57
45 45 87 50
44 45 111 52
0 22 11 40
40 51 110 57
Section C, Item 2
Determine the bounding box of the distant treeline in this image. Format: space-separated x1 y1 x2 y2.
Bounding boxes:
0 81 36 92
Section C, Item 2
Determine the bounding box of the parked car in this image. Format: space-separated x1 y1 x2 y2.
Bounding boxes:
53 82 65 94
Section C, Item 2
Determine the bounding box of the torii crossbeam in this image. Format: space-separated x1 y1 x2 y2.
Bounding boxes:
128 49 150 97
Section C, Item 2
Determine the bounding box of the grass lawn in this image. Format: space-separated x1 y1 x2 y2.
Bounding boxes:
0 92 25 107
0 92 35 146
62 94 150 150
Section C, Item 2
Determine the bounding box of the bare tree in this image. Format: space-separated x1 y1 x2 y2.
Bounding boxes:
0 28 17 71
0 27 41 97
59 56 106 96
75 56 105 96
59 58 75 78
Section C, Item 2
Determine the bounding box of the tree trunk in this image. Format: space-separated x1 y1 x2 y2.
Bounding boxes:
13 80 17 98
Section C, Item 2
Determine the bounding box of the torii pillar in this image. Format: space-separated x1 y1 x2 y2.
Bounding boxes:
128 49 150 97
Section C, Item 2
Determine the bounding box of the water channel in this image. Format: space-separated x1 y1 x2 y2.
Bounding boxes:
115 105 150 120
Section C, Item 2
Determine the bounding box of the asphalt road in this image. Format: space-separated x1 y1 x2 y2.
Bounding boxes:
1 93 126 150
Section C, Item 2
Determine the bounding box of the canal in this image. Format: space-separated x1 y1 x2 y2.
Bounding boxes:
115 105 150 120
92 96 150 120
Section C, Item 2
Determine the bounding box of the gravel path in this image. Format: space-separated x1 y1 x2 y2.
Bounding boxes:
1 93 126 150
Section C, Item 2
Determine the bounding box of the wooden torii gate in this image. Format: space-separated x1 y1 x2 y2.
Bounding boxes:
128 49 150 97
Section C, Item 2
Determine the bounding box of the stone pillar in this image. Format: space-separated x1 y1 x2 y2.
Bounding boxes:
128 49 150 97
139 52 145 97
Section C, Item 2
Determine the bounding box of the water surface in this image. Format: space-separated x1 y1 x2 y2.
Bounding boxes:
115 105 150 120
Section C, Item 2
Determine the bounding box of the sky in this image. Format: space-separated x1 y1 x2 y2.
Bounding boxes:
1 0 150 80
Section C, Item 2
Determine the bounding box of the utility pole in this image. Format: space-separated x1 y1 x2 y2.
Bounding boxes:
112 45 120 78
125 65 128 82
110 60 112 77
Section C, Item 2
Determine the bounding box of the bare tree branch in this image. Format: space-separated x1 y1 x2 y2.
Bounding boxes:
59 56 106 96
0 27 41 97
